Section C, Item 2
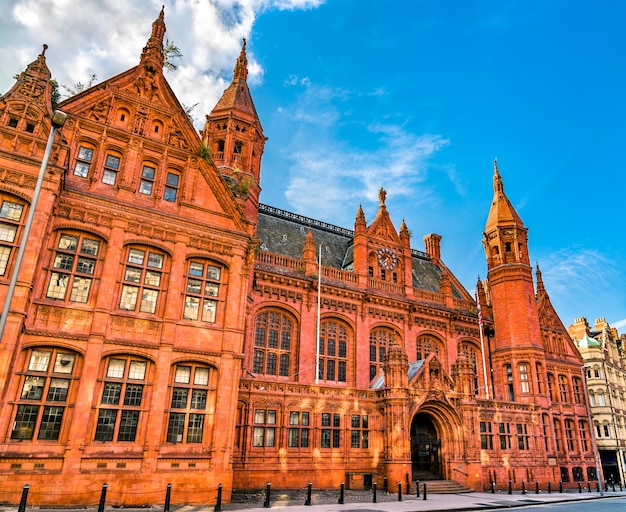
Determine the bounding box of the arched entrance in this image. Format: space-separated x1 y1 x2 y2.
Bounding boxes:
410 412 442 480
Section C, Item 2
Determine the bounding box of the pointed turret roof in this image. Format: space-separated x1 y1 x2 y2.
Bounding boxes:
484 160 525 233
210 40 261 123
140 6 166 71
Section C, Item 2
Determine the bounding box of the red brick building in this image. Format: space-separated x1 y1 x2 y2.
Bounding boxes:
0 9 598 506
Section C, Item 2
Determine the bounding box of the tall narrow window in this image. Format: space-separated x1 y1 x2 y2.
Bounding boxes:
516 423 529 450
164 172 180 202
252 409 276 448
166 364 213 444
139 164 156 195
319 319 349 382
73 145 94 178
321 413 341 448
253 310 295 377
10 348 78 441
102 153 121 185
119 247 165 314
504 365 514 401
558 374 569 402
547 373 557 401
288 411 310 448
369 328 396 381
183 260 222 323
579 420 589 451
565 419 576 451
535 363 543 394
350 415 368 448
95 356 147 442
480 421 493 450
46 232 101 303
499 422 511 450
553 419 563 452
519 363 530 393
0 196 25 276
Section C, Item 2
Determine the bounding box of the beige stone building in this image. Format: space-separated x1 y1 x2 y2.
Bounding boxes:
570 317 626 485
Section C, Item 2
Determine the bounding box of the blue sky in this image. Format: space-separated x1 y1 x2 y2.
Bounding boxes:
1 0 625 331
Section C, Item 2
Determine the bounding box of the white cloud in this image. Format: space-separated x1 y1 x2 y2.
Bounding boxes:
0 0 326 128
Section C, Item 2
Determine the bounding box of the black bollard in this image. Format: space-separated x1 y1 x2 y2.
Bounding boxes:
97 483 108 512
397 481 402 501
405 472 410 494
338 482 344 505
508 480 512 495
597 481 600 493
383 476 388 493
559 481 563 493
263 482 271 508
372 482 377 503
304 482 312 506
535 481 539 494
521 481 526 495
490 481 495 494
578 481 582 493
612 481 616 492
548 481 551 494
214 484 222 512
423 481 427 500
165 483 172 512
620 482 623 492
588 481 591 493
416 480 420 498
17 484 30 512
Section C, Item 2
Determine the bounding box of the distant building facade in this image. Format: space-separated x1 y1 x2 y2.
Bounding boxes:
0 9 599 506
570 317 626 485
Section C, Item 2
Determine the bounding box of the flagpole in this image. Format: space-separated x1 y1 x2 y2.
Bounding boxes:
315 245 322 384
476 287 490 399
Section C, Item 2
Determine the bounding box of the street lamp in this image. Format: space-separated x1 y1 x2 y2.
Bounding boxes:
0 110 67 341
581 364 604 495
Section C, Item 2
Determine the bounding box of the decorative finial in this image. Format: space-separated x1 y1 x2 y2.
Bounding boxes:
234 38 249 81
41 44 48 57
493 160 503 193
378 187 387 206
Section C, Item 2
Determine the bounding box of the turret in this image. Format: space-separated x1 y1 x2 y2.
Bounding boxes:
201 40 266 224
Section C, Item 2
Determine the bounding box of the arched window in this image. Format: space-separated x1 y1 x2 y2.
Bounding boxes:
166 363 215 444
94 355 149 442
369 328 397 381
416 335 442 361
139 162 157 195
535 363 544 394
565 419 576 451
183 259 224 323
318 319 350 383
118 246 167 314
0 193 26 277
519 363 530 393
553 418 563 452
504 364 514 401
10 347 79 441
45 231 103 303
579 420 589 451
460 341 479 394
558 374 569 402
101 151 122 186
253 310 296 377
73 143 96 178
547 373 557 401
164 170 180 202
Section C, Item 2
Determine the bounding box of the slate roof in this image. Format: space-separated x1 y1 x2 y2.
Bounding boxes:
370 360 425 389
257 204 463 298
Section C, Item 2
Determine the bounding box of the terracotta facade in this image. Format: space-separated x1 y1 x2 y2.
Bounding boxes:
0 10 599 506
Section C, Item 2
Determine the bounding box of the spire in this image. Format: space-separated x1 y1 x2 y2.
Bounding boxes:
535 263 545 295
140 6 166 71
355 204 366 233
484 162 525 234
1 43 54 117
210 39 259 120
234 39 249 81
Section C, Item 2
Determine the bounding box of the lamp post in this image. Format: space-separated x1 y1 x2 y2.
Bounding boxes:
0 110 67 341
581 364 604 495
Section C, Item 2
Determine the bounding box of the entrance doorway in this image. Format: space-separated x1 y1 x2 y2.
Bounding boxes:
410 413 442 480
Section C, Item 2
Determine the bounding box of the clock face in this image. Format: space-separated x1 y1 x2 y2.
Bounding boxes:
377 247 398 270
